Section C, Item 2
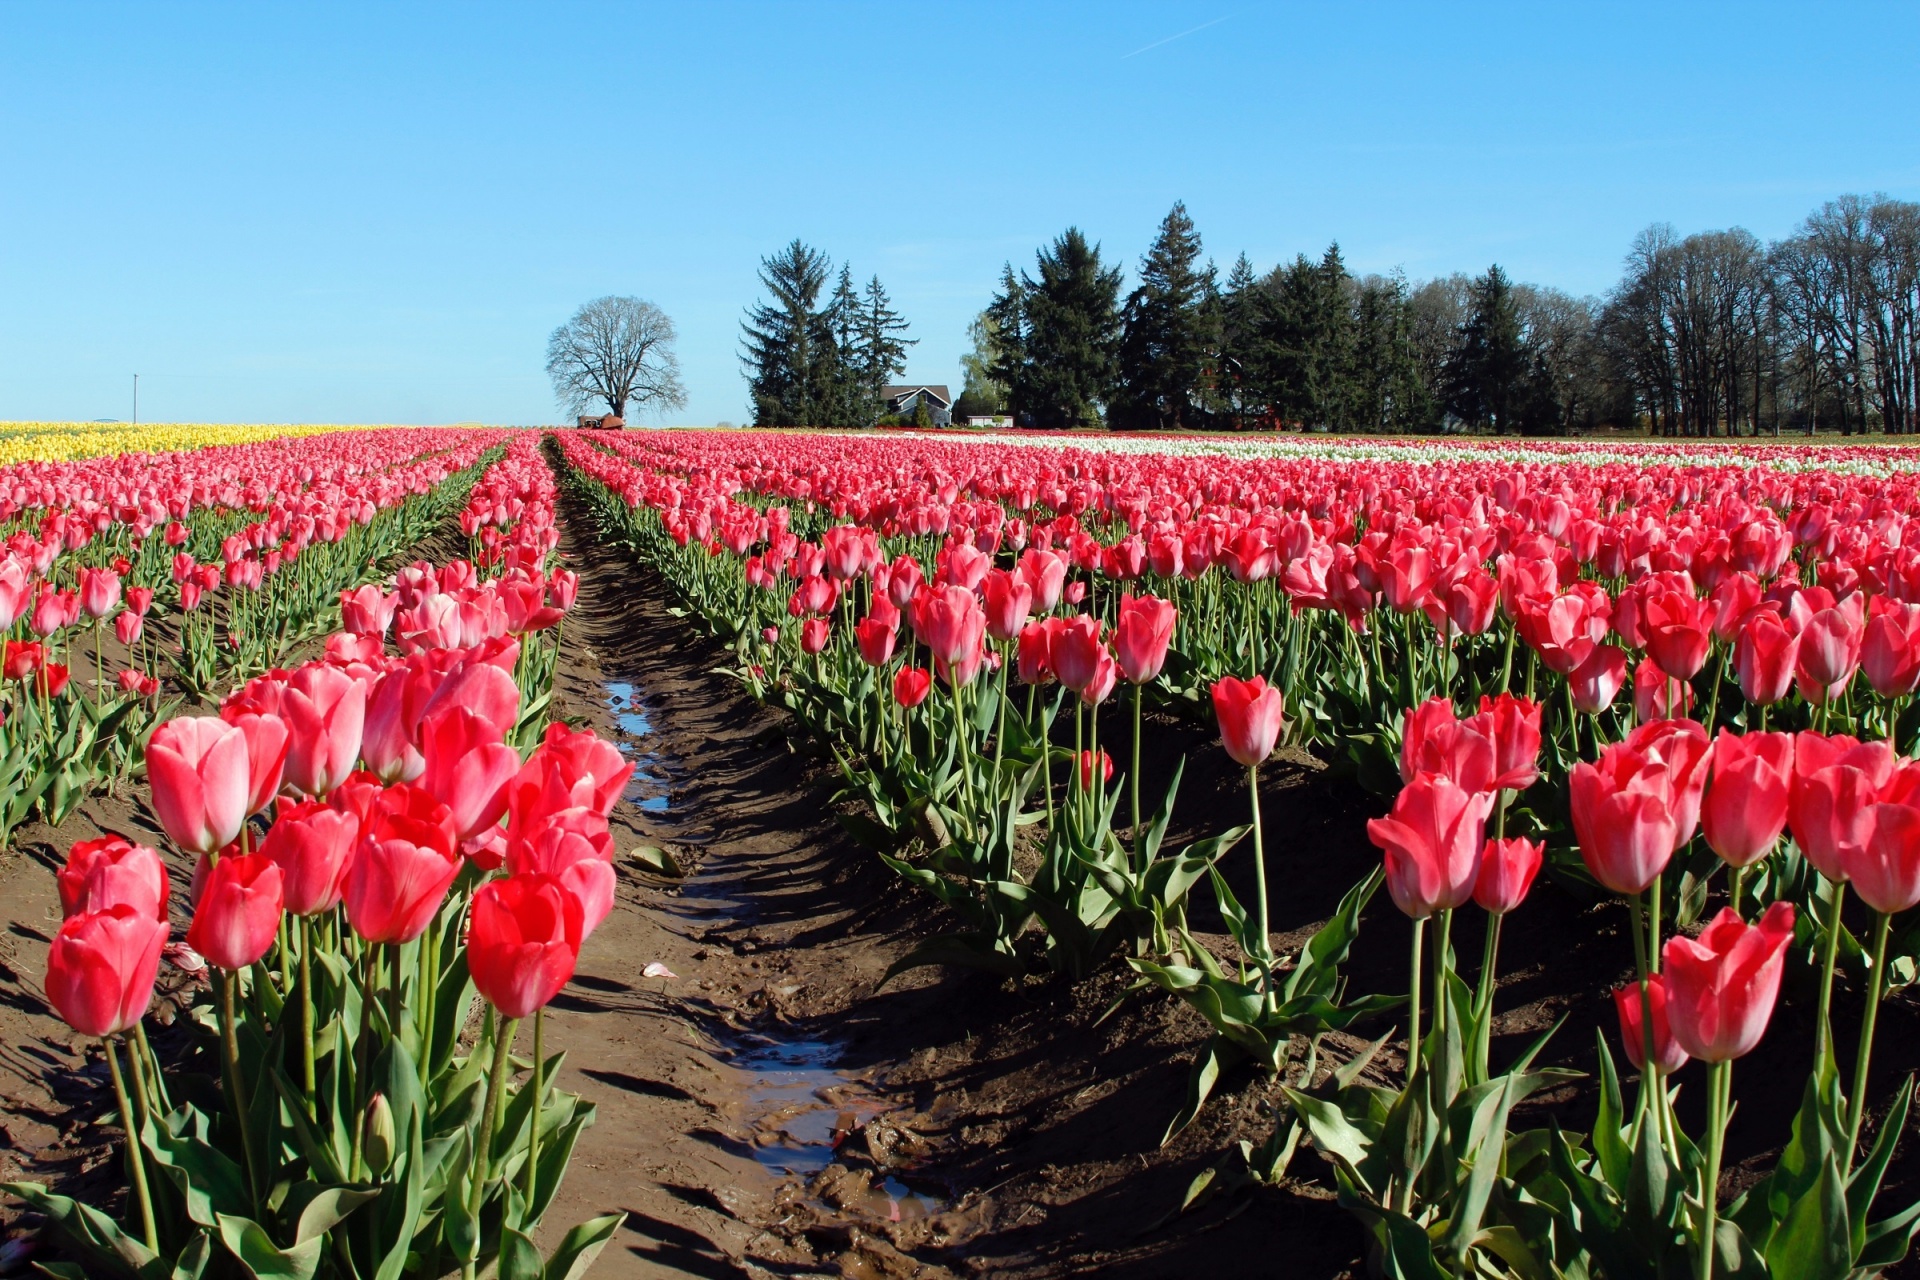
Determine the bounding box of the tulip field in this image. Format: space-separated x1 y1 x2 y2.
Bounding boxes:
11 421 1920 1278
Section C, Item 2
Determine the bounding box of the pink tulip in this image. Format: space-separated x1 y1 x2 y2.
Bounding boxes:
1366 773 1494 920
281 663 367 797
1661 902 1796 1062
147 716 251 854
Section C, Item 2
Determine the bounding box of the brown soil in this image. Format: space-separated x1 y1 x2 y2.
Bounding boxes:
7 489 1920 1279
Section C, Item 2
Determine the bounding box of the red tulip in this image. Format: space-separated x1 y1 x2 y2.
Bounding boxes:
1788 732 1897 882
58 836 168 921
281 663 367 797
186 853 284 970
547 569 579 612
1400 698 1494 793
78 567 122 620
1661 901 1796 1062
1642 587 1714 681
1476 693 1542 792
912 585 985 665
505 801 614 935
799 616 831 654
1701 730 1792 868
147 716 251 854
1844 762 1920 915
1367 773 1494 919
1441 569 1499 638
1513 586 1609 675
1569 644 1628 714
1076 645 1118 706
1632 655 1693 722
1862 598 1920 698
361 657 438 783
344 784 460 944
885 554 924 609
259 798 359 915
1114 593 1177 685
1211 675 1286 768
114 610 143 646
467 874 583 1019
1077 748 1114 790
855 616 896 667
1570 720 1710 895
1614 975 1689 1074
515 722 631 819
893 666 932 708
217 707 289 819
45 905 168 1037
126 586 153 617
4 640 42 680
1016 548 1066 612
1796 597 1865 690
1474 836 1542 914
1015 621 1052 684
1049 615 1106 693
420 704 521 844
981 569 1034 642
40 663 70 698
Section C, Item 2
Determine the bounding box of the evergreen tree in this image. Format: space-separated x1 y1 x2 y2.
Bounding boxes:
1213 253 1262 428
1114 202 1217 430
1444 265 1528 433
1016 228 1123 428
741 240 835 426
822 266 866 427
1350 273 1433 432
1250 244 1356 429
854 274 914 423
983 265 1028 414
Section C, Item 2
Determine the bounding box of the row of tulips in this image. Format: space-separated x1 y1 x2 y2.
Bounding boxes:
564 427 1920 1279
5 435 624 1280
0 428 514 850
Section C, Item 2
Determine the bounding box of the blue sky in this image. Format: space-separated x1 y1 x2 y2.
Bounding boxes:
3 2 1917 426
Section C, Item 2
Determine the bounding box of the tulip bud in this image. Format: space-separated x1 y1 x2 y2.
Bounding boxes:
361 1093 395 1175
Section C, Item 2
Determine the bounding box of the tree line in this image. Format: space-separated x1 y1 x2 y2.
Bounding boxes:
739 240 914 427
958 193 1920 436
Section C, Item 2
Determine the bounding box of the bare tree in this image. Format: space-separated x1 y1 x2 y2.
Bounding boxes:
546 296 687 422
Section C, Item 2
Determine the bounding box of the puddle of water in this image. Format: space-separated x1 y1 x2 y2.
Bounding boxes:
600 679 942 1221
605 680 672 814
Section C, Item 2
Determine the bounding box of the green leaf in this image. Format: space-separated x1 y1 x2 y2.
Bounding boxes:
2 1181 162 1280
288 1185 380 1245
877 933 1024 985
497 1227 545 1280
140 1112 250 1228
1164 1037 1236 1145
626 845 683 877
543 1213 625 1280
214 1215 322 1280
1848 1072 1914 1254
1763 1158 1850 1280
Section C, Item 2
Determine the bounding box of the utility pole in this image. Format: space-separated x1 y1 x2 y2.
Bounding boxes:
133 374 139 426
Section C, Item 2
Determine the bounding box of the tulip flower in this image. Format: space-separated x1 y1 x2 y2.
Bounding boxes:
362 657 440 782
1701 730 1792 871
259 798 359 915
147 716 251 854
893 665 932 708
114 610 143 646
45 904 168 1038
1475 693 1543 793
548 568 579 612
468 873 584 1020
981 569 1034 642
1016 548 1066 612
1513 587 1608 674
508 808 616 937
1663 901 1794 1063
1788 732 1895 883
1047 614 1105 694
78 566 122 620
1642 587 1714 681
1400 698 1495 794
58 836 168 921
1570 731 1697 897
1613 974 1689 1074
1077 748 1113 790
219 707 289 820
1796 596 1865 691
4 640 42 681
421 705 522 844
854 616 897 667
1474 836 1542 916
1569 643 1628 714
1368 774 1494 921
1863 598 1920 698
799 616 831 654
1632 655 1693 722
912 585 985 665
1211 675 1286 768
344 784 460 945
281 663 367 797
186 853 285 971
1113 593 1177 685
1015 621 1052 685
516 721 632 819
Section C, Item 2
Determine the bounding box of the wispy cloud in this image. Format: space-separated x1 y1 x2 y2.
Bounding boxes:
1121 14 1232 59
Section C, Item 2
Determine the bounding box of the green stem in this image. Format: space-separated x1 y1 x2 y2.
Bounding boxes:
462 1016 519 1280
1815 878 1848 1064
1249 764 1273 1010
1697 1059 1731 1280
1406 915 1427 1087
1131 682 1144 864
216 969 258 1205
1473 911 1503 1081
300 916 317 1118
1846 910 1892 1168
524 1008 544 1208
106 1036 158 1254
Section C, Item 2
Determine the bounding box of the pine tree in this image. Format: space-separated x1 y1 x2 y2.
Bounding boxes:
1114 202 1217 430
1444 265 1528 433
855 275 914 424
983 266 1028 415
1350 273 1433 433
954 309 1010 419
822 266 866 427
1017 228 1123 428
740 240 835 426
1214 253 1264 428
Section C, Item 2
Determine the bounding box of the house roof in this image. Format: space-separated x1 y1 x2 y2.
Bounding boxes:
883 384 952 407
